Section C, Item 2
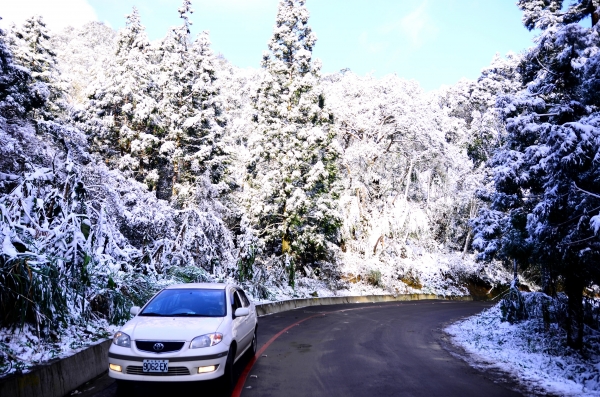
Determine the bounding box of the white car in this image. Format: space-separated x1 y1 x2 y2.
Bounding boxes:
107 283 258 394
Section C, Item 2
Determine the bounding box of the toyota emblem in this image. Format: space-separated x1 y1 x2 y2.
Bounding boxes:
153 343 164 351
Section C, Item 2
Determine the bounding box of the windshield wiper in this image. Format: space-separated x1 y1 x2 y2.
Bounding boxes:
139 312 165 316
171 313 202 317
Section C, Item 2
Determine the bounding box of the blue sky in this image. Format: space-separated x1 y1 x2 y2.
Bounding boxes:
0 0 536 91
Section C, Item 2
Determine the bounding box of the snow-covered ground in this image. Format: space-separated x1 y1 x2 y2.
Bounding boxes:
446 298 600 397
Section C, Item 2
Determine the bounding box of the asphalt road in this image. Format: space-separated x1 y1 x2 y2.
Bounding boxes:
76 300 523 397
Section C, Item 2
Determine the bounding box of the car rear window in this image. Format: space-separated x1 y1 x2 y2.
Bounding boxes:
140 289 226 317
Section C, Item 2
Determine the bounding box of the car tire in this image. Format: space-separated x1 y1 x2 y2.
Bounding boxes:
247 328 257 358
115 380 134 397
220 345 235 395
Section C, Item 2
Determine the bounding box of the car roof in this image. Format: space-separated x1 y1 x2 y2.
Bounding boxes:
164 282 235 290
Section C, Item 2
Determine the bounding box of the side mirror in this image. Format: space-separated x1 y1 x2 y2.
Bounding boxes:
130 306 140 316
234 307 249 317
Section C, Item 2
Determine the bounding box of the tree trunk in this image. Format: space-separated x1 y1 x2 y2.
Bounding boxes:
373 235 384 255
565 275 585 349
282 233 291 254
156 157 174 200
462 198 478 258
403 159 414 202
462 230 471 257
592 2 599 27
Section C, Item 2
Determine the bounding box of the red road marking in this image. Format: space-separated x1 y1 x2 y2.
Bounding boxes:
231 303 407 397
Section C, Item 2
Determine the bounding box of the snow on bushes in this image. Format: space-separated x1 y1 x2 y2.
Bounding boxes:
0 82 234 375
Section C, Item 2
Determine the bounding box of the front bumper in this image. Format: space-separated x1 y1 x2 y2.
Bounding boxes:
107 350 228 382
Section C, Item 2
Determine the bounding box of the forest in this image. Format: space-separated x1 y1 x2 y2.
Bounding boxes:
0 0 599 375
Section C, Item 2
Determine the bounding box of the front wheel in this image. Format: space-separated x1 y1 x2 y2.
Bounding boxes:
220 345 235 395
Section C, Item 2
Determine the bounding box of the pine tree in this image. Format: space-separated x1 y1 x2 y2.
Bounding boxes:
248 0 342 273
7 16 64 119
85 1 228 205
85 8 159 186
152 0 194 200
0 18 42 118
179 31 227 188
472 0 600 348
152 1 229 203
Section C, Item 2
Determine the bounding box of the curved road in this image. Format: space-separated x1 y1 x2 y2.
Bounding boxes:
81 300 523 397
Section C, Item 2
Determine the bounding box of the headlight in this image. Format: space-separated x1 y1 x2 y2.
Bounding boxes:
190 333 223 349
113 331 131 347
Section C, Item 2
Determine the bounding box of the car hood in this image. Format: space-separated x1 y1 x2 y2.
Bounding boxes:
121 316 225 341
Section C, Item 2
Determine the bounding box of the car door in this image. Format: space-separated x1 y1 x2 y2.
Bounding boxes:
238 288 256 331
230 288 249 357
231 289 253 355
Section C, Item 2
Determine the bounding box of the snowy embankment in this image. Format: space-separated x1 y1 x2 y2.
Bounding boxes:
0 320 118 376
446 294 600 397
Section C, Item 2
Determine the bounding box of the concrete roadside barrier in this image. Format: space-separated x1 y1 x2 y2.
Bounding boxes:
254 293 472 316
0 339 111 397
0 293 472 397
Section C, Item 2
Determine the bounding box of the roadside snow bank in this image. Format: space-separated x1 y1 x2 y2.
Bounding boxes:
446 297 600 397
0 319 118 376
339 250 514 297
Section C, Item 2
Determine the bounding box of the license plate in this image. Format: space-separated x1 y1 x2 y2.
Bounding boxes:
142 359 169 372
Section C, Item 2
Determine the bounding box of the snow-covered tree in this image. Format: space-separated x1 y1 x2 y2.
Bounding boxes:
7 16 64 118
216 58 264 181
0 19 44 118
322 71 481 290
149 0 194 199
84 8 158 184
85 2 228 204
436 53 524 266
0 12 236 335
174 31 227 195
439 52 523 166
51 21 116 105
248 0 342 273
142 0 229 204
472 0 600 348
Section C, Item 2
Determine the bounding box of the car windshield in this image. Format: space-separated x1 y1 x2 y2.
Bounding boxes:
140 289 226 317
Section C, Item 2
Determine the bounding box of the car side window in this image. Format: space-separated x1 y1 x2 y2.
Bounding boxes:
238 290 250 307
231 290 242 316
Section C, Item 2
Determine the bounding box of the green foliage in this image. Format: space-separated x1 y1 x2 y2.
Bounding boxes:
0 253 151 331
499 281 528 324
366 270 382 287
168 265 210 283
287 261 295 289
0 257 69 331
237 245 256 282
